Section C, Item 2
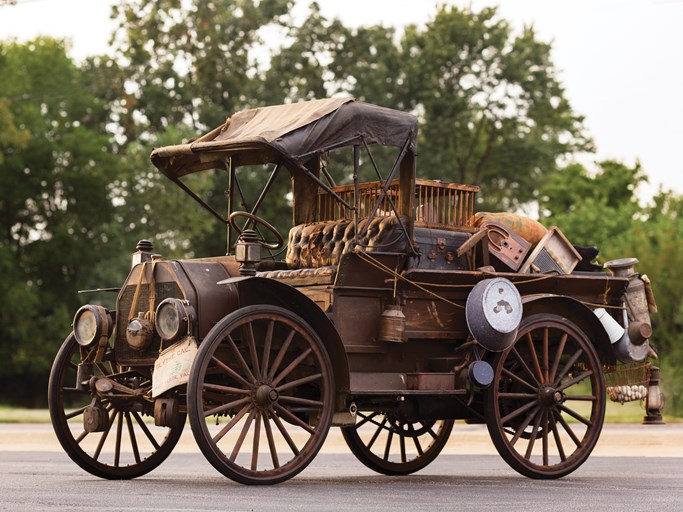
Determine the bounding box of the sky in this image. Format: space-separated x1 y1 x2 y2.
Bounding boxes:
1 0 681 199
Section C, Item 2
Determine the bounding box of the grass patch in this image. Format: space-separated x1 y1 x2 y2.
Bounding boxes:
606 399 682 423
0 403 679 425
0 406 51 423
605 400 651 423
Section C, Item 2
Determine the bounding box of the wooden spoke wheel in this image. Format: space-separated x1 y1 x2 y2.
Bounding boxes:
342 413 454 475
48 334 185 479
485 314 606 479
187 305 334 485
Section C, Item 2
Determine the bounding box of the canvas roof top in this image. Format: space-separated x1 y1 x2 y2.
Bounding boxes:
150 98 418 178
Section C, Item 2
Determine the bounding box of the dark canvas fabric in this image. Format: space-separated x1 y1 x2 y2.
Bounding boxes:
151 98 418 178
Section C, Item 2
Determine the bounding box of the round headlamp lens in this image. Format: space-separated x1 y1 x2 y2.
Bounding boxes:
73 305 110 347
156 301 181 341
76 310 98 345
155 298 195 342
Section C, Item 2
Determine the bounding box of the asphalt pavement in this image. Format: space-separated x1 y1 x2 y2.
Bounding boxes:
1 423 683 511
3 421 683 456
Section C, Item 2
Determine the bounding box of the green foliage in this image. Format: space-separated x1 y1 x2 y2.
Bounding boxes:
263 4 592 210
540 162 683 414
401 7 592 209
116 125 237 259
538 161 646 247
105 0 298 257
262 2 403 107
110 0 292 137
0 97 30 165
614 192 683 413
0 39 125 404
261 2 345 102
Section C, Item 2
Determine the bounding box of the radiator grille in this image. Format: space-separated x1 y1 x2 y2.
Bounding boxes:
115 282 183 364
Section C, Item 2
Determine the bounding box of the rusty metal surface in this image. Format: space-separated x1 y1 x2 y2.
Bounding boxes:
406 373 455 391
409 227 470 270
177 260 237 337
114 260 238 366
479 221 531 272
115 263 186 366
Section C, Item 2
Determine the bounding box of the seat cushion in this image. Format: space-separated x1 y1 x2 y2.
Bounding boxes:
256 265 337 283
285 216 409 269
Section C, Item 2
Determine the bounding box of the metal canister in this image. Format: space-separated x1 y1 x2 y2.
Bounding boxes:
604 258 651 327
377 305 406 343
604 258 653 362
126 313 154 351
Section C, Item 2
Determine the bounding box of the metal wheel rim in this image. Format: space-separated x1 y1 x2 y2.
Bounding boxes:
188 306 334 484
486 314 606 479
48 334 185 479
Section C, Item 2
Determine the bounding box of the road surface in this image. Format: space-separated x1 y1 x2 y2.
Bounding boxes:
1 423 682 512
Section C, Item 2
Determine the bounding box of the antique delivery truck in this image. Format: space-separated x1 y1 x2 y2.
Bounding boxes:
48 98 663 485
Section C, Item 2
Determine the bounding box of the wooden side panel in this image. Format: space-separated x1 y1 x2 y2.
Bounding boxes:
334 295 383 346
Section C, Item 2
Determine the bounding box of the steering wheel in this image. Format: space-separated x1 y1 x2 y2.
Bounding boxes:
228 211 285 251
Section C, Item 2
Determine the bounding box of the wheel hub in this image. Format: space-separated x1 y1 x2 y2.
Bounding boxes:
254 385 278 407
539 386 563 406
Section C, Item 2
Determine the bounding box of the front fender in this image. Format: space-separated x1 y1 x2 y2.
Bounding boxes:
226 277 350 398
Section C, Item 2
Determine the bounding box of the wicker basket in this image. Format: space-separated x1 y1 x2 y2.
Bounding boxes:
604 363 651 404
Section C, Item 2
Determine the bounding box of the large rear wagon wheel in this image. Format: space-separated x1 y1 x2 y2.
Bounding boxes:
342 413 453 475
485 314 606 479
187 305 334 485
48 334 185 479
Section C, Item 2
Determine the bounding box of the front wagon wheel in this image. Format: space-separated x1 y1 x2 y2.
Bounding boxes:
485 314 606 479
48 334 185 479
187 305 334 485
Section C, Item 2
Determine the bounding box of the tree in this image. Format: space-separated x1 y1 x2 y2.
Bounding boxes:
109 0 292 140
260 2 344 103
104 0 301 258
401 6 593 209
264 4 592 211
0 97 30 165
113 125 232 259
0 38 123 404
262 2 405 108
611 191 683 415
538 160 646 247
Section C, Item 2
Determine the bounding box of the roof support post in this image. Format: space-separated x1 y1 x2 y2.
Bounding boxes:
357 134 418 255
226 157 234 255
